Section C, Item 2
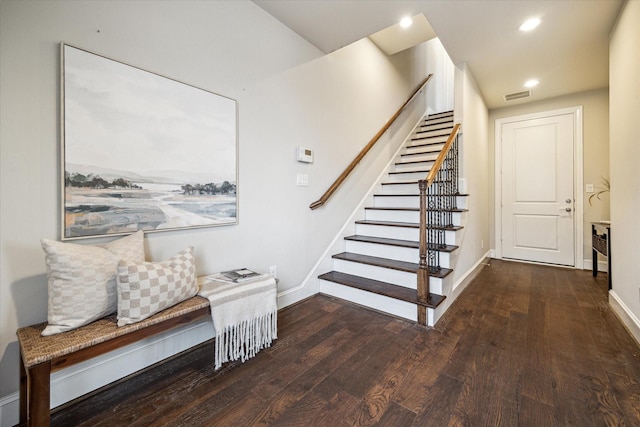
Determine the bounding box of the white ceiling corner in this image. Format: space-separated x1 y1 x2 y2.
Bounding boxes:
368 14 437 56
252 0 623 109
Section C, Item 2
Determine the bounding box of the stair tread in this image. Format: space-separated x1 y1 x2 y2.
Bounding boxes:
374 193 467 197
417 124 453 132
345 235 458 252
412 133 450 139
332 252 454 278
355 219 463 231
318 271 446 308
396 159 435 166
365 207 468 213
388 170 430 175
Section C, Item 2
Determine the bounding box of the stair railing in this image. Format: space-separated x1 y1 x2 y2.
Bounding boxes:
309 74 433 210
417 123 461 324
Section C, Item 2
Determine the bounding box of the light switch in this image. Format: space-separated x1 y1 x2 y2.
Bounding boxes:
296 174 309 187
586 184 594 193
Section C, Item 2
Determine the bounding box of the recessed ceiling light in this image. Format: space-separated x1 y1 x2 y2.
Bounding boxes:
518 18 541 32
400 17 413 29
524 79 539 88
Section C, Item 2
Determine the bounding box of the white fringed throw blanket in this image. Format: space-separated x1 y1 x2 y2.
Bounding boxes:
198 275 277 369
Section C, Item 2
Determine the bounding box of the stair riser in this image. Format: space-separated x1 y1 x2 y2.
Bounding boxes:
374 195 465 208
319 281 419 323
425 112 453 120
333 259 416 288
418 120 453 128
422 116 453 125
387 171 429 182
365 209 463 225
414 130 452 139
374 194 467 209
344 240 451 267
408 135 448 147
405 144 444 155
394 161 435 172
355 224 457 245
379 183 466 198
374 195 419 208
399 153 439 163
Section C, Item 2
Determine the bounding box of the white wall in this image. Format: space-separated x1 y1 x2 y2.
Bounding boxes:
489 89 610 269
439 63 491 310
0 0 430 420
424 38 455 114
608 0 640 342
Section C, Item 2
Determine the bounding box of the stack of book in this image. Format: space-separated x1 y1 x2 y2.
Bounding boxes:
208 268 264 284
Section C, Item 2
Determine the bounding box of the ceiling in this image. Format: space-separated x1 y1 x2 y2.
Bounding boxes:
253 0 623 109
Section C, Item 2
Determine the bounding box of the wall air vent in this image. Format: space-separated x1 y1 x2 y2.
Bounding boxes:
504 90 531 101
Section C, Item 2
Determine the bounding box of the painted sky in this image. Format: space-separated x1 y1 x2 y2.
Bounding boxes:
63 45 237 184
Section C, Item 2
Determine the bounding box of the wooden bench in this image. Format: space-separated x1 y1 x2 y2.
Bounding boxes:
16 296 211 427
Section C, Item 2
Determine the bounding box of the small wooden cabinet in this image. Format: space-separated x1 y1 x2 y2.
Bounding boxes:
591 221 611 289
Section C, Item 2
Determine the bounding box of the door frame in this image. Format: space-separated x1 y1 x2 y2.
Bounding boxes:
494 106 583 267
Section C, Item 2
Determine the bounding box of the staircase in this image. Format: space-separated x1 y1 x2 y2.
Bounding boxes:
318 111 466 326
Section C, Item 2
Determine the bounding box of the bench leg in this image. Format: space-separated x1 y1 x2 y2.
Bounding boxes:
19 352 26 426
26 361 51 427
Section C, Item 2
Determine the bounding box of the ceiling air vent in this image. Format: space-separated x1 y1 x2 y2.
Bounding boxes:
504 90 531 101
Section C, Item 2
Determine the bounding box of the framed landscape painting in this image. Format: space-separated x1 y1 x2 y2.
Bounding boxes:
61 44 238 239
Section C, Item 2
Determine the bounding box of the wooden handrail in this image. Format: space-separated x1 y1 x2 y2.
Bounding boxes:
425 123 461 185
309 74 433 210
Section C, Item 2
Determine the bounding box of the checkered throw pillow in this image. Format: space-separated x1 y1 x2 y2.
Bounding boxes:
40 231 145 336
116 246 198 326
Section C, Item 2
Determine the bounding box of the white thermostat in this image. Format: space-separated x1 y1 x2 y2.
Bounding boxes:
297 146 313 163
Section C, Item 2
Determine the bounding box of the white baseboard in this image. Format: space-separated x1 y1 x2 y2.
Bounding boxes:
0 392 19 427
582 258 608 272
609 290 640 347
0 319 214 427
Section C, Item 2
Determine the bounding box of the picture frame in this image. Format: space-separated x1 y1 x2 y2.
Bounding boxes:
61 43 238 239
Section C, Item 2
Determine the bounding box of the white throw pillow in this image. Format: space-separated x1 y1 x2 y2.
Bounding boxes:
40 231 145 336
116 246 198 327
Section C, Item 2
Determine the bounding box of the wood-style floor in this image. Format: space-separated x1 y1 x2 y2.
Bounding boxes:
51 260 640 426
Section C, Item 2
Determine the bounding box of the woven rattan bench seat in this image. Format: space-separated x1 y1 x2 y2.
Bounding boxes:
17 295 210 368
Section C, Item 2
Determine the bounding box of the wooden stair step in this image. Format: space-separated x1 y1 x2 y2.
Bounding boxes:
332 252 453 278
414 131 451 139
417 123 454 132
355 220 463 232
421 116 453 126
345 235 458 253
388 169 430 176
365 207 468 213
318 271 446 308
426 111 454 119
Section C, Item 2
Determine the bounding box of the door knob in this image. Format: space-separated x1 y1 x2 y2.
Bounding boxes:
565 198 572 203
560 207 572 212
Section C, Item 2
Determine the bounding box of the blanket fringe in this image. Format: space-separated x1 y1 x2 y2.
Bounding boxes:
215 310 277 369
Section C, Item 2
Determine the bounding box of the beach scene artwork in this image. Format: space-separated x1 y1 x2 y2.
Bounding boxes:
62 45 237 239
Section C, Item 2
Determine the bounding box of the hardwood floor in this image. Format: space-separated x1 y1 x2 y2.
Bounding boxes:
51 260 640 426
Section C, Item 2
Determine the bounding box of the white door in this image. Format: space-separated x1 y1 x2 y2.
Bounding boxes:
500 113 575 266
